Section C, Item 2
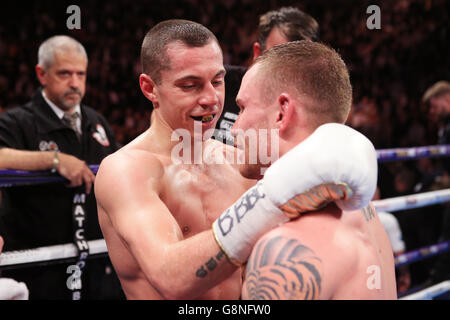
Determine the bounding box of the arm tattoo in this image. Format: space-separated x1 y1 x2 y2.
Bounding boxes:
195 250 225 278
245 236 322 300
362 205 376 222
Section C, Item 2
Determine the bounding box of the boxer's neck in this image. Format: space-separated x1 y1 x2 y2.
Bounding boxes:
149 110 209 163
278 128 312 158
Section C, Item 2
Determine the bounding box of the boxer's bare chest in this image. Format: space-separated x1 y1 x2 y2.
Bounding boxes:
161 162 245 238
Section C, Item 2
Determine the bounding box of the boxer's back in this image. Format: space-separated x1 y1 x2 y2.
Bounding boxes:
242 203 397 300
330 203 397 299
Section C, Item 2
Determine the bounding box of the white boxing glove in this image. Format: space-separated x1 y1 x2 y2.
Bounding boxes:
213 123 377 265
0 278 29 300
262 123 378 215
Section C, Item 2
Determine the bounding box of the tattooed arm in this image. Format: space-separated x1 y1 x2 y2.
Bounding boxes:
242 233 323 300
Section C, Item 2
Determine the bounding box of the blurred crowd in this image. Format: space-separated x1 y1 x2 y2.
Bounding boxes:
0 0 449 295
0 0 448 146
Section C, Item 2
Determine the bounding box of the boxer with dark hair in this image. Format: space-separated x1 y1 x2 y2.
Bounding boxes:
216 6 320 146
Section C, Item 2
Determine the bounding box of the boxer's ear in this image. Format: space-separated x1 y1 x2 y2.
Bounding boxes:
275 93 295 132
139 74 158 107
252 42 262 61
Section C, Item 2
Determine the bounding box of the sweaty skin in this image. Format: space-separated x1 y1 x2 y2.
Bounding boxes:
97 133 253 299
95 40 257 299
242 203 397 299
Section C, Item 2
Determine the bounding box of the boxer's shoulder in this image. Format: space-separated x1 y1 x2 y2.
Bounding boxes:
97 146 166 195
244 207 359 299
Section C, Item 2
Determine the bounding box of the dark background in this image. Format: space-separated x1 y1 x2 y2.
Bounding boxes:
0 0 448 147
0 0 449 295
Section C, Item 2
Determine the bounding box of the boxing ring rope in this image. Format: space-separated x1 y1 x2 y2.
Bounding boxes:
0 144 449 299
376 144 450 162
0 239 107 270
394 240 450 268
0 144 448 187
400 280 450 300
2 224 449 270
373 189 450 212
0 165 99 188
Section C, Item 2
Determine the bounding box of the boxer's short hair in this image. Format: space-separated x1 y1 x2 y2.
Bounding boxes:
141 19 219 84
252 40 352 128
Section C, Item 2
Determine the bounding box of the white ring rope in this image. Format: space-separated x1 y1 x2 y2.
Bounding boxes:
0 189 450 267
373 188 450 212
400 280 450 300
0 239 107 268
0 189 449 268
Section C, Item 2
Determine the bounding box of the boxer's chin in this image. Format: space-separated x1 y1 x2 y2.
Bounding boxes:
238 163 264 180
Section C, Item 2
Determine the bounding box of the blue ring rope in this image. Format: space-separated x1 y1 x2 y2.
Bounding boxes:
0 146 449 269
0 145 449 187
0 165 99 187
377 144 450 162
395 240 450 267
